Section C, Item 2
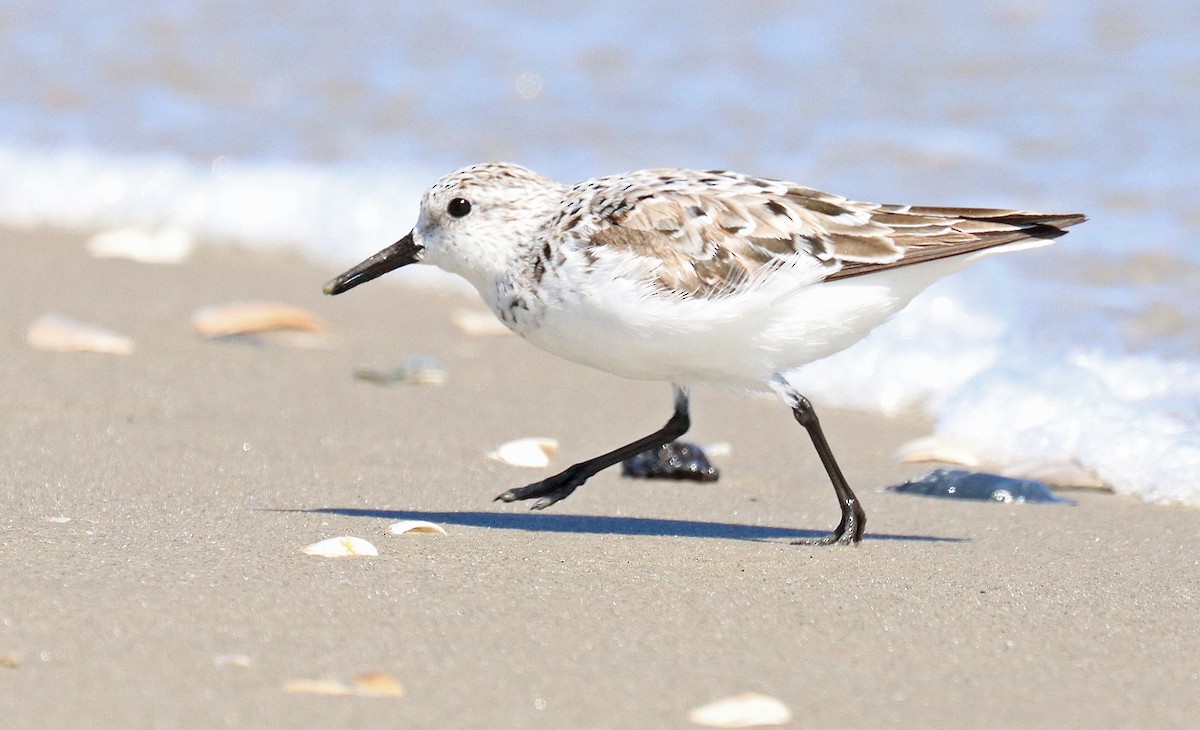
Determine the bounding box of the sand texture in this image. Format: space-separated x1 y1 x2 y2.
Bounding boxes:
2 230 1198 728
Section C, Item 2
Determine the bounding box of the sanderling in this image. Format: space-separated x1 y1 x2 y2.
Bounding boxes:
324 163 1084 544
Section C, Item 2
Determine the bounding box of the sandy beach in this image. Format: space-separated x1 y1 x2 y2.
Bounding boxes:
2 228 1198 729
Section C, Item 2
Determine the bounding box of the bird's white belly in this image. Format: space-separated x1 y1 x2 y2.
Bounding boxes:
513 259 962 387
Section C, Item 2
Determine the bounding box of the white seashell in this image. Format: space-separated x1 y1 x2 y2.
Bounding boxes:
687 692 793 728
389 520 447 535
302 536 378 557
213 653 253 669
43 516 72 523
284 672 404 697
87 226 194 264
192 302 328 338
1000 460 1110 490
452 309 513 336
26 315 135 355
487 438 559 469
893 435 982 467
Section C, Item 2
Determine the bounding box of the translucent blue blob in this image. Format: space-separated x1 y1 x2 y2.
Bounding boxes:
889 469 1075 505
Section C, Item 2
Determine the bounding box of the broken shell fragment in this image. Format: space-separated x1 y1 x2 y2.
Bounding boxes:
997 460 1110 490
687 692 793 728
87 226 194 264
893 435 982 467
192 302 328 338
487 438 559 469
213 653 253 669
0 652 22 669
284 672 405 697
894 436 1110 490
354 355 447 386
451 309 513 336
302 536 378 557
389 520 447 536
26 315 135 355
350 672 406 697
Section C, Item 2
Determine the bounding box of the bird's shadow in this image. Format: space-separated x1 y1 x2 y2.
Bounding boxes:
269 507 964 543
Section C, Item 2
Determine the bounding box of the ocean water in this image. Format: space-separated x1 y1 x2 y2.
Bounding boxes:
3 0 1198 504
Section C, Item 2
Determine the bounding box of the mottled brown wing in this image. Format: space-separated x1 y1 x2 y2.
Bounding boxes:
587 182 900 296
585 173 1084 296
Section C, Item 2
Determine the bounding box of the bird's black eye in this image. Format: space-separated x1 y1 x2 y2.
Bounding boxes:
447 197 472 218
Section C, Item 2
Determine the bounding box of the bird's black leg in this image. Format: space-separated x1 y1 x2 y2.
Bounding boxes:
495 385 690 510
771 376 866 545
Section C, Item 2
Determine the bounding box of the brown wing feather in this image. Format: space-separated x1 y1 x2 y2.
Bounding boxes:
826 208 1087 281
580 170 1084 296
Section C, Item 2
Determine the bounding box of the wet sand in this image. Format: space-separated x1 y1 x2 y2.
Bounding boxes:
2 229 1198 728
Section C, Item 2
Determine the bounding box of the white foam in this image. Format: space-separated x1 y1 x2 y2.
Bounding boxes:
0 145 422 262
790 263 1200 505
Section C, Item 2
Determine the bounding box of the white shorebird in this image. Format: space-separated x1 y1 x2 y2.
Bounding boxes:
325 163 1084 544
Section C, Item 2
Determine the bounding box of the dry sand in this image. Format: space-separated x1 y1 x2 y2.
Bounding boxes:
2 229 1198 728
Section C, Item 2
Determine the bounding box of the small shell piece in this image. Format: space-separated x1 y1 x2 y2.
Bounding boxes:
389 520 447 536
302 536 378 557
999 460 1110 490
451 309 513 336
192 303 328 338
354 355 448 386
893 435 982 467
0 652 22 669
26 315 135 355
487 438 559 469
87 226 194 264
213 653 253 669
284 672 405 698
687 692 793 728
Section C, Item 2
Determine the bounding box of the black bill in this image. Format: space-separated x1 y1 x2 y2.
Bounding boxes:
323 231 422 295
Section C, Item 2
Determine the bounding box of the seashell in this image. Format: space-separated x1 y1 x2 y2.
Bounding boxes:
893 435 982 467
87 226 194 264
451 309 513 336
487 437 559 468
687 692 793 728
283 679 352 696
999 460 1110 490
43 516 72 523
284 672 405 697
26 315 135 355
389 520 447 536
354 355 447 386
213 653 253 669
302 536 378 557
348 672 405 697
192 302 328 338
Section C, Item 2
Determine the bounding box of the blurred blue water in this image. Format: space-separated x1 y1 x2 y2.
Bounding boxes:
2 0 1198 503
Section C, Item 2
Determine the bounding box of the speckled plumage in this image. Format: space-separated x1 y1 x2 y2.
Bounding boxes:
324 162 1085 544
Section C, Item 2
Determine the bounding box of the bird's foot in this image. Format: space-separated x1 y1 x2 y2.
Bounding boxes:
494 466 588 510
790 499 866 546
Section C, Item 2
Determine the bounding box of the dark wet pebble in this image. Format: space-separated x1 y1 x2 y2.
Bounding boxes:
622 441 719 482
889 468 1075 504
